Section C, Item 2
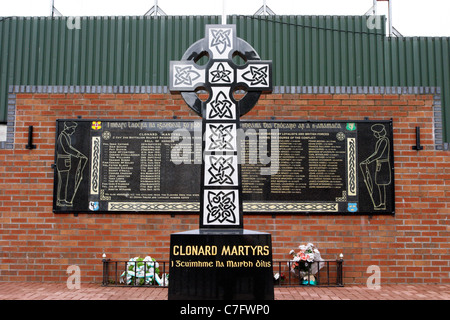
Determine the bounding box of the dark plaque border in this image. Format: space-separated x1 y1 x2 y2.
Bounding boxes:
52 119 394 216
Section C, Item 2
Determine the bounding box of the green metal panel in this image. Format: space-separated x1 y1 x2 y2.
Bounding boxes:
383 36 450 143
0 15 449 142
228 15 385 88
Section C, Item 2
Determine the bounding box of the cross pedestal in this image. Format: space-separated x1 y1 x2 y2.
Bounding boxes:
168 25 273 300
169 229 273 300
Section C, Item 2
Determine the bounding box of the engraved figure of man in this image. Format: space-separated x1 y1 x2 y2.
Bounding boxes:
360 124 391 210
56 122 88 206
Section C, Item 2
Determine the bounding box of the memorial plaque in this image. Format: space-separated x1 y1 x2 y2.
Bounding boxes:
240 120 394 215
53 119 393 215
53 119 202 213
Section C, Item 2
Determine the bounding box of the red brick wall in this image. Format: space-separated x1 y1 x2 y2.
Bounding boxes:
0 90 449 284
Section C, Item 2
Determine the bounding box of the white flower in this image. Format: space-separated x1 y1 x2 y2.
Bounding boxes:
142 256 159 269
299 245 307 251
289 249 295 255
154 273 162 286
274 273 280 280
306 254 314 262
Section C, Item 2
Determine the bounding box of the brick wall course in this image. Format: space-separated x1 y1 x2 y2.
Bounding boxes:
0 89 448 285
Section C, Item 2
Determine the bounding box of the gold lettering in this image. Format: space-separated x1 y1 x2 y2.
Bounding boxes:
226 260 254 267
172 245 218 256
220 245 271 256
174 260 214 267
221 246 231 255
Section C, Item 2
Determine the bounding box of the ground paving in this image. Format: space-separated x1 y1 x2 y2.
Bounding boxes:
0 282 448 300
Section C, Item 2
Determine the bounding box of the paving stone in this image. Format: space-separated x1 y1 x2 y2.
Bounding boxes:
0 282 449 300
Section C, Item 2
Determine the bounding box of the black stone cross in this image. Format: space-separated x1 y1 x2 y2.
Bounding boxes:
170 24 272 229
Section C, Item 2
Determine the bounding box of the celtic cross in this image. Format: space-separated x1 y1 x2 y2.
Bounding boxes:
170 24 272 229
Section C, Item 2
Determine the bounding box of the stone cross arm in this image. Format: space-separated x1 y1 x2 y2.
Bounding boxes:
169 24 272 118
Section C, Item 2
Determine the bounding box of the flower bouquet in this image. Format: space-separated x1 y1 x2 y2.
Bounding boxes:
120 256 168 286
273 272 286 285
289 243 324 285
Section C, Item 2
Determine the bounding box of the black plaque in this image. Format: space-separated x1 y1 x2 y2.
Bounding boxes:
53 119 394 215
239 120 394 215
168 229 274 300
53 119 202 213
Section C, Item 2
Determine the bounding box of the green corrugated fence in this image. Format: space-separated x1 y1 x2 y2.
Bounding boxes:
0 15 449 142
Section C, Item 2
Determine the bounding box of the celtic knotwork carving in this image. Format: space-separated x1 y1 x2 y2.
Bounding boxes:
207 156 236 185
170 24 272 117
206 190 237 224
91 137 100 194
207 124 235 151
210 62 232 83
108 202 199 211
210 29 232 55
243 202 338 212
241 65 269 86
347 138 357 196
174 65 201 86
209 91 233 119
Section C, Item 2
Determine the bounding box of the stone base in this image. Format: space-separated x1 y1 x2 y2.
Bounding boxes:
168 229 274 300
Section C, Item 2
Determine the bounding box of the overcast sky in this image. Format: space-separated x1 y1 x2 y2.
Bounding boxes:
1 0 449 36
